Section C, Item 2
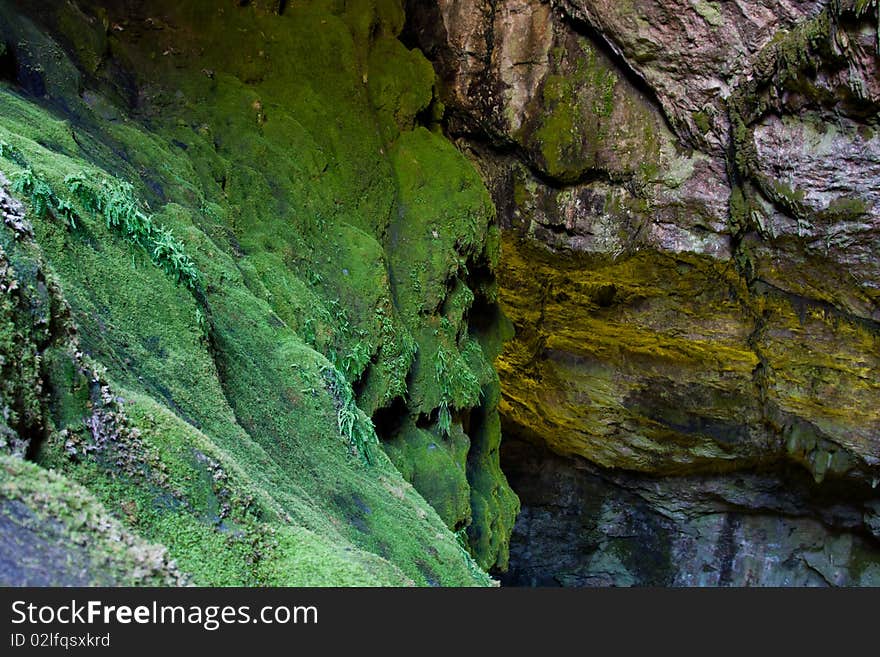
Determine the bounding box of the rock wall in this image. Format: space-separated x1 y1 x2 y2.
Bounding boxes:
405 0 880 584
1 0 877 587
502 439 880 586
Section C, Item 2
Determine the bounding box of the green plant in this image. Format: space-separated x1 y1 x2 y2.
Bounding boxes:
0 140 27 167
322 365 378 466
437 401 453 437
434 345 481 437
11 170 55 219
64 173 101 212
299 316 317 345
106 184 144 232
374 305 416 401
63 172 202 294
54 197 79 229
454 527 493 585
340 340 373 380
151 225 199 288
194 307 209 342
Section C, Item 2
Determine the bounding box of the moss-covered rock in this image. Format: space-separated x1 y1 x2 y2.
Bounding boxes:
0 0 515 585
495 227 880 483
0 455 186 586
409 0 880 585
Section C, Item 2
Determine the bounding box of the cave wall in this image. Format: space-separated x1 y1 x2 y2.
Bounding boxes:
405 0 880 584
502 439 880 586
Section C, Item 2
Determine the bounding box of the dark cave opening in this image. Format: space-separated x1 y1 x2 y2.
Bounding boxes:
498 424 880 587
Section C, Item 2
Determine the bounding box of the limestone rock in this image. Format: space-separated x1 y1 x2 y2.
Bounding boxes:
554 0 826 151
409 0 880 584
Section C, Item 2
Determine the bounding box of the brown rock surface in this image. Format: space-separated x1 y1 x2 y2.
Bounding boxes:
407 0 880 583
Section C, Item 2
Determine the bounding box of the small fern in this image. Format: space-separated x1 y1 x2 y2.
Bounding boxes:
54 197 79 229
375 306 417 401
11 169 68 222
63 172 201 293
437 401 453 437
322 364 378 466
454 528 493 586
10 168 33 192
434 345 481 437
100 179 140 231
340 340 373 381
64 173 101 213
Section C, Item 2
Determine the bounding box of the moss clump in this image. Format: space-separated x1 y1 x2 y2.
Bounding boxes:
465 384 520 572
693 1 724 28
383 418 471 530
367 36 436 144
820 195 870 221
381 125 518 569
0 240 47 458
692 110 712 135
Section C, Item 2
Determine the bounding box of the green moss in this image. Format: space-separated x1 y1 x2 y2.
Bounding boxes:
51 1 107 75
42 347 90 429
384 418 471 530
821 195 870 220
728 186 748 233
532 40 618 181
466 396 519 571
258 525 413 586
0 211 63 459
727 1 872 157
0 0 507 585
381 125 518 568
693 1 724 28
367 36 436 144
692 110 712 135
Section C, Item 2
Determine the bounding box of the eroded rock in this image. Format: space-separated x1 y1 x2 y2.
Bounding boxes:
409 0 880 585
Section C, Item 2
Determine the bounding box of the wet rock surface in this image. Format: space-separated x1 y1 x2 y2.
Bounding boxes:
0 0 512 585
0 0 877 587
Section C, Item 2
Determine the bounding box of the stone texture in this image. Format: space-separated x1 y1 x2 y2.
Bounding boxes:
501 439 880 586
408 0 880 585
412 0 880 479
554 0 827 151
0 456 187 586
495 233 768 474
0 0 876 587
411 0 733 260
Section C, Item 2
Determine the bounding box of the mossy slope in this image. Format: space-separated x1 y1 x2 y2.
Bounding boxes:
0 0 516 584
